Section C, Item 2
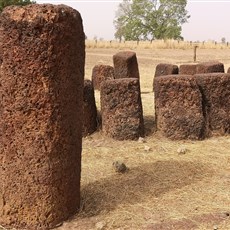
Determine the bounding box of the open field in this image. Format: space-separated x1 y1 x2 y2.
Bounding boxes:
60 46 230 230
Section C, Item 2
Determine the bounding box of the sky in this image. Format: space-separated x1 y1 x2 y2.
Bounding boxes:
36 0 230 42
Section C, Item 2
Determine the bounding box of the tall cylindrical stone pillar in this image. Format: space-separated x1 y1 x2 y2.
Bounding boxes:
0 4 85 229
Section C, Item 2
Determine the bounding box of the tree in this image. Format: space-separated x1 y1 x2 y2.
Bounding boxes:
0 0 36 12
114 0 190 41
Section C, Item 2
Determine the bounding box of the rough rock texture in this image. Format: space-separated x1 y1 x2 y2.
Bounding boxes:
179 64 197 75
83 80 98 136
196 61 224 74
0 27 2 65
227 67 230 73
101 78 144 140
154 75 205 140
0 4 85 230
153 63 178 91
154 63 179 77
91 64 114 90
113 51 140 79
195 73 230 136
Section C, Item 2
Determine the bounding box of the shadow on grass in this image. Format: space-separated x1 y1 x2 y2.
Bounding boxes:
144 115 156 136
79 160 212 217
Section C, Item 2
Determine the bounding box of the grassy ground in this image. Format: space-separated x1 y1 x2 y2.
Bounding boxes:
61 47 230 230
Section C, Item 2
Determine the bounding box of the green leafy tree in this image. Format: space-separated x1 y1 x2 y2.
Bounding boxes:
114 0 190 41
0 0 36 12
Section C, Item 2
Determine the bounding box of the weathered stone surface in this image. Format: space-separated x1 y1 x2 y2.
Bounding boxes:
113 51 140 79
153 63 178 91
227 67 230 73
0 4 84 229
179 64 197 75
196 61 224 74
195 73 230 136
83 80 98 136
92 64 114 90
101 78 144 140
154 75 205 140
154 63 178 77
0 32 2 65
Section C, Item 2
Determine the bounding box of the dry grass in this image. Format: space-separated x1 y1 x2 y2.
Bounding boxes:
86 39 230 50
62 47 230 229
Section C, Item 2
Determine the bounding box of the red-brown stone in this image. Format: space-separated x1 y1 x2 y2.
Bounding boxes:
154 75 205 140
153 63 178 91
100 78 144 140
196 61 224 73
113 51 140 79
83 80 98 136
91 64 114 90
195 73 230 136
179 64 197 75
0 4 84 229
154 63 178 77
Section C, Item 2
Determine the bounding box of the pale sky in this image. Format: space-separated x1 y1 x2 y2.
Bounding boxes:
36 0 230 42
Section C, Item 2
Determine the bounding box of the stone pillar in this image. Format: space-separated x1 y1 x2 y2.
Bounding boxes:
83 80 98 136
179 64 197 75
100 78 144 140
196 61 224 73
195 73 230 136
153 63 178 91
154 75 205 140
154 63 178 77
91 64 114 90
113 51 140 79
0 4 85 229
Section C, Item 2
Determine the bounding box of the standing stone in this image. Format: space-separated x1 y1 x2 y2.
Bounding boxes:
113 51 140 79
83 80 98 136
153 63 178 91
0 4 85 230
196 61 224 73
91 64 114 90
154 75 205 140
154 63 178 77
0 29 2 65
179 64 197 75
195 73 230 136
101 78 144 140
227 67 230 73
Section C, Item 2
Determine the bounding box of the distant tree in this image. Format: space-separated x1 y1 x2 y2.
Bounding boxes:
114 0 190 41
0 0 36 12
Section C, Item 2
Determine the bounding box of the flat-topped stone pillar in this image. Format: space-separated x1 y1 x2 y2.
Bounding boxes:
0 4 85 229
153 63 178 91
195 73 230 136
91 64 114 90
179 64 197 75
154 75 205 140
196 61 224 73
113 51 140 79
100 78 144 140
154 63 178 77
